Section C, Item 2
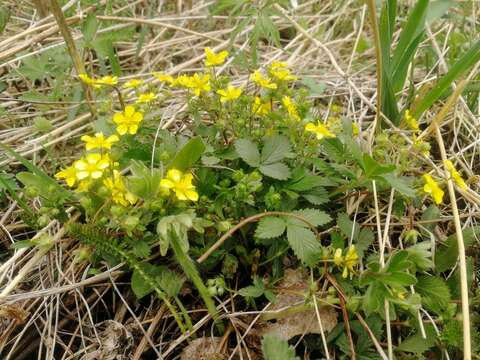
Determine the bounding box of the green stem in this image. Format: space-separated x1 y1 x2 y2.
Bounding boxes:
366 0 383 132
169 231 220 325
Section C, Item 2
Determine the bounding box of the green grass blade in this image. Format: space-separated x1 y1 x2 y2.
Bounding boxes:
412 39 480 118
391 0 429 73
392 33 423 92
379 0 397 72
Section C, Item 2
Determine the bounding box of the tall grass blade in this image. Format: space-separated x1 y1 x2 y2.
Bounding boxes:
412 39 480 118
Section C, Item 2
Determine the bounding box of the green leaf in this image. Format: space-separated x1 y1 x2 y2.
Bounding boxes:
406 242 433 270
1 143 70 199
396 326 436 353
391 0 428 73
362 154 396 178
300 77 326 96
290 209 331 227
255 217 286 239
259 162 290 180
131 266 154 299
380 173 415 197
286 225 321 266
157 268 184 298
261 135 290 164
82 13 98 44
416 275 451 314
386 251 411 273
239 285 264 298
435 226 480 272
383 271 417 287
356 228 374 258
0 6 10 35
262 335 299 360
168 137 206 171
363 281 388 316
128 161 163 199
426 0 455 23
413 39 480 118
337 213 360 241
235 139 261 167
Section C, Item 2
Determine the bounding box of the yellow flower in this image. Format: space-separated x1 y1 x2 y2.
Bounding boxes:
444 160 467 189
268 62 297 81
343 246 359 279
74 154 110 180
404 110 419 132
252 96 271 116
305 122 336 140
282 96 300 121
96 75 118 86
113 105 144 135
217 84 242 103
205 47 229 67
123 79 143 89
136 92 157 104
250 70 277 89
154 72 175 85
270 61 288 69
423 174 444 204
75 179 92 193
81 132 119 151
189 73 211 96
79 73 95 85
55 165 77 187
352 123 359 137
174 74 193 88
333 246 358 279
104 170 137 206
270 68 297 82
160 169 199 201
333 248 343 266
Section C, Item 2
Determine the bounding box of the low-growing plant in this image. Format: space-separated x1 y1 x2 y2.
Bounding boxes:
11 45 480 358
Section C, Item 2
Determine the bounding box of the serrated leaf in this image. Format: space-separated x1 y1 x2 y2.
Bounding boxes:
380 173 416 197
356 228 374 258
261 135 290 164
383 271 417 287
286 225 321 266
235 139 261 167
131 266 154 299
337 213 360 241
435 226 480 272
255 217 286 239
416 275 451 314
406 242 433 270
396 326 436 353
157 269 184 298
290 209 331 227
259 162 290 180
262 335 299 360
302 188 329 205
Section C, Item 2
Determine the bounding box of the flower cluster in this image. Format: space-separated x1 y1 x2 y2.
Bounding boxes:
333 245 359 279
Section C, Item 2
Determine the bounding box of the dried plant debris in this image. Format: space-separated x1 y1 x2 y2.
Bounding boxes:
259 269 337 340
82 321 133 360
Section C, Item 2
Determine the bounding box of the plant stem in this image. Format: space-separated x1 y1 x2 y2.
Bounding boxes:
366 0 383 135
434 124 471 360
48 0 96 116
170 231 221 327
197 211 320 264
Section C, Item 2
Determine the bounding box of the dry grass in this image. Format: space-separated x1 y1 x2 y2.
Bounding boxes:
1 1 480 359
